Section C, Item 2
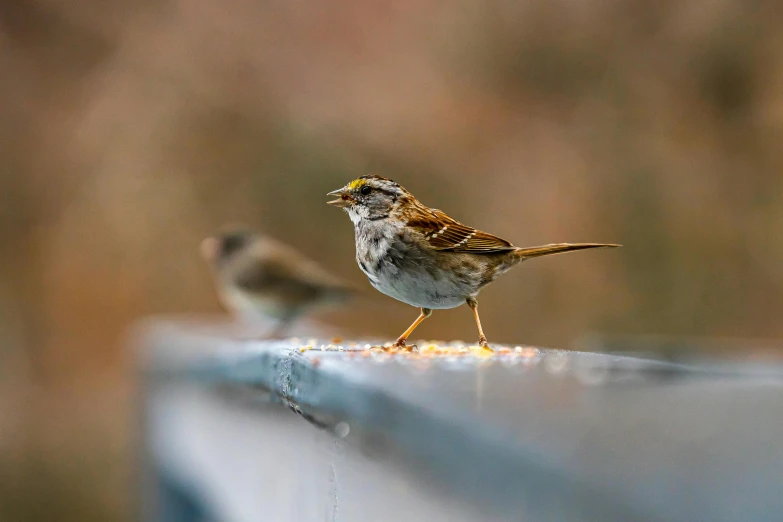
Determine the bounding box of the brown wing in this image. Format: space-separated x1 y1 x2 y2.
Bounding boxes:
231 238 354 303
407 208 515 254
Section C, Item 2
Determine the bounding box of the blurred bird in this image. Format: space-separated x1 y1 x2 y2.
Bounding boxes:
200 229 354 337
328 175 620 351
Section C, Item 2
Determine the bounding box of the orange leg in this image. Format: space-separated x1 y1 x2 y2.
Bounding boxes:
392 308 432 349
466 298 492 350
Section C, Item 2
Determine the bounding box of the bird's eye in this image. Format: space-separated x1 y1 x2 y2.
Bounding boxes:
360 185 372 196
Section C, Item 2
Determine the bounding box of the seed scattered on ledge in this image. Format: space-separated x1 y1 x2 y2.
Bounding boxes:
297 341 542 360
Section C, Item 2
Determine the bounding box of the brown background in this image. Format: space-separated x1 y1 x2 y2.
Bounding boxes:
1 0 782 520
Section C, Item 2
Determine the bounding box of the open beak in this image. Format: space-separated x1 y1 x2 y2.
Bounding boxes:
327 188 353 208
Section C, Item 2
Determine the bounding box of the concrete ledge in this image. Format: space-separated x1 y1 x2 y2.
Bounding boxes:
138 318 783 522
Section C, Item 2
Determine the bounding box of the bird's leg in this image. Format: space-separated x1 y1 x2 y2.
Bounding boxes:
392 308 432 350
466 298 492 351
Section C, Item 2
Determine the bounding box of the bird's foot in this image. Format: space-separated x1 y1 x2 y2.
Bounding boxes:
478 336 493 353
390 339 418 352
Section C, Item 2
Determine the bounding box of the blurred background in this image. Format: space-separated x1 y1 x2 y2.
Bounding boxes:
2 0 783 520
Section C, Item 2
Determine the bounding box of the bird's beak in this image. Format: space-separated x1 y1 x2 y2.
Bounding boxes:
327 187 353 208
200 237 219 260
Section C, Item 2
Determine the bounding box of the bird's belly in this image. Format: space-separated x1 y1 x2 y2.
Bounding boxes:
359 257 469 310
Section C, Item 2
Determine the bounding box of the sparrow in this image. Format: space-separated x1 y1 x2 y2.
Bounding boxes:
200 228 354 337
327 175 619 350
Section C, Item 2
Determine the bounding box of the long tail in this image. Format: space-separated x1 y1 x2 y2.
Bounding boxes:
513 243 621 259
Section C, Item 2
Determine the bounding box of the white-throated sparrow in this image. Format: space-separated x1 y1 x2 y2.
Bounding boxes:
201 228 354 337
328 175 619 350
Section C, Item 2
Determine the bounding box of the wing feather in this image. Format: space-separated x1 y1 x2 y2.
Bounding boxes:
407 208 515 253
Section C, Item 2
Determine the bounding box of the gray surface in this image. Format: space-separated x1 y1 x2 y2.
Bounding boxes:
149 384 517 522
140 319 783 522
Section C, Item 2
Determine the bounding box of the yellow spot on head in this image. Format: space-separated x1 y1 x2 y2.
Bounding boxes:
348 178 367 190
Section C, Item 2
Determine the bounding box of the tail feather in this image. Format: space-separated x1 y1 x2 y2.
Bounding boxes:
513 243 621 259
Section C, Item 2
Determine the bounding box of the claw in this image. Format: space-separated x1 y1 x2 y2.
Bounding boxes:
390 339 418 352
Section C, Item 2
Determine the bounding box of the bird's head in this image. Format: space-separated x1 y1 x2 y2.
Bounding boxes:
327 175 408 222
200 228 254 265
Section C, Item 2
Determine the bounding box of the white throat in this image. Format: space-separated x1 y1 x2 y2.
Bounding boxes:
346 205 369 225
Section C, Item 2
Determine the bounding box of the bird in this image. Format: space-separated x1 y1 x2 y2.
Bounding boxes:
200 228 354 338
327 175 619 351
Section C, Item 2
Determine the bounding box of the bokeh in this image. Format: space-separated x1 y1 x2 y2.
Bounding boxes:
1 0 782 520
